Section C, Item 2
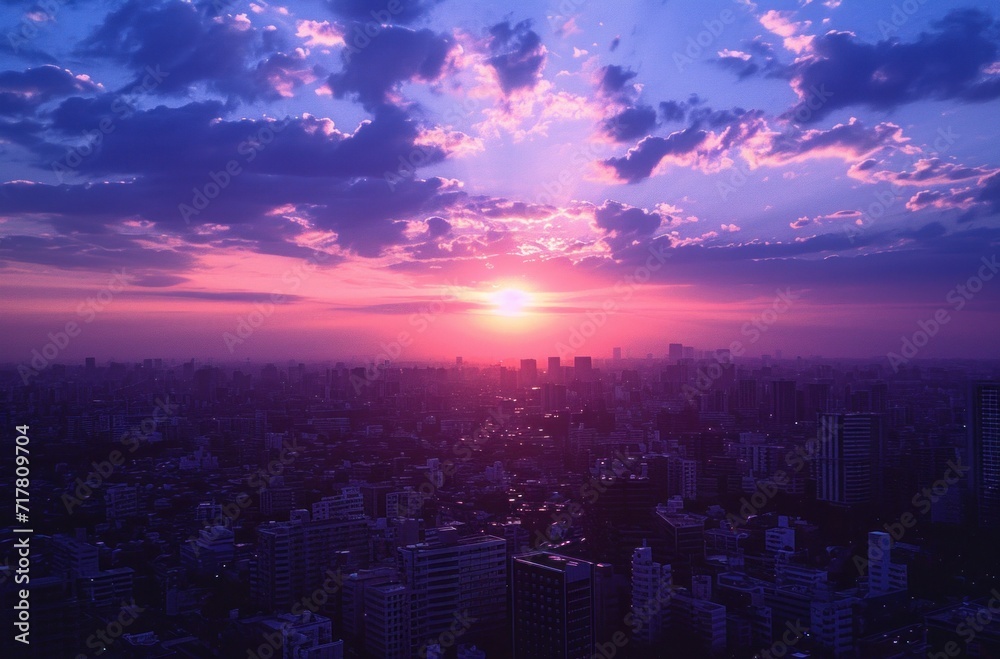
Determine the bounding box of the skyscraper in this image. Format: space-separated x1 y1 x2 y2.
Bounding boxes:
817 413 883 506
971 381 1000 527
512 553 597 659
520 359 538 386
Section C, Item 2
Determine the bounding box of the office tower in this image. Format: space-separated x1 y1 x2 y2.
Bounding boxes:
520 358 538 386
365 582 410 659
541 383 568 412
548 356 561 382
104 483 139 521
669 343 683 362
574 356 593 381
512 553 597 659
399 529 507 653
613 347 622 361
971 381 1000 527
254 513 366 611
771 380 797 427
817 413 883 506
866 531 907 597
630 544 672 645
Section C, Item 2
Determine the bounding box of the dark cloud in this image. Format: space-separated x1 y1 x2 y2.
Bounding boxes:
785 9 1000 122
716 37 786 80
0 65 100 116
81 0 286 101
324 0 444 24
327 26 454 109
658 100 686 124
43 101 452 181
486 20 545 95
596 64 637 98
593 200 662 252
600 107 765 183
602 106 657 142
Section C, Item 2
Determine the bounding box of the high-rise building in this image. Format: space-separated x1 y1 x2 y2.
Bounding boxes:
669 343 683 362
613 347 622 361
817 413 883 506
254 512 366 611
971 381 1000 527
548 356 561 382
399 528 506 653
866 531 907 597
630 544 673 645
512 553 597 659
520 359 538 387
771 380 797 427
574 356 593 381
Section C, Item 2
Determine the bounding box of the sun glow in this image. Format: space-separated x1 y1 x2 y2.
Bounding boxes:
490 288 532 316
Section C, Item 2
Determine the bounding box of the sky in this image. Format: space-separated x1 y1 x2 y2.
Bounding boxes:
1 0 999 365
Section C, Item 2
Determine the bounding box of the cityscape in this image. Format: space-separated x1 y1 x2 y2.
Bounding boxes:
2 0 1000 657
0 355 999 658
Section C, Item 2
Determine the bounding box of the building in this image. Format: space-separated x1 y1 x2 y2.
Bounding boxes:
971 381 1000 527
399 528 506 653
512 552 597 659
520 359 538 387
630 544 673 645
866 531 907 597
817 413 883 506
365 582 410 659
254 512 367 611
312 487 364 521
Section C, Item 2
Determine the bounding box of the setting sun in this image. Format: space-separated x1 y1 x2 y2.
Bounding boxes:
490 288 532 316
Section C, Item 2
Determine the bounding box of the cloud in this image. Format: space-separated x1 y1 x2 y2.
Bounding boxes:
790 209 860 229
326 25 455 109
783 9 1000 122
324 0 444 25
749 117 907 168
485 20 546 96
0 65 100 116
596 107 766 183
81 0 288 101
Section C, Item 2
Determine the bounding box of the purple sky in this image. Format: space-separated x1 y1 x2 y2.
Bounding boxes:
1 0 999 364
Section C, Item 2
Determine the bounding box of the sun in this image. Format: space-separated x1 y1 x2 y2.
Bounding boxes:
490 288 532 316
